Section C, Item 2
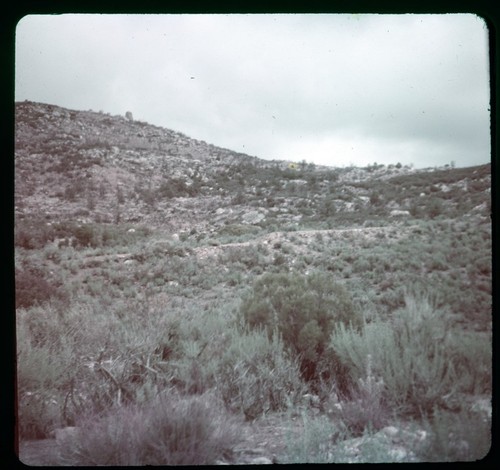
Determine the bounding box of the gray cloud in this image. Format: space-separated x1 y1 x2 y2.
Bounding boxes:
15 13 489 168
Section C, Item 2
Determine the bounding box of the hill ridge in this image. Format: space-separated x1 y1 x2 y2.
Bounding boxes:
15 99 490 234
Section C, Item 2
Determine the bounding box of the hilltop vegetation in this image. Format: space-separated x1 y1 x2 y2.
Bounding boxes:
16 101 491 464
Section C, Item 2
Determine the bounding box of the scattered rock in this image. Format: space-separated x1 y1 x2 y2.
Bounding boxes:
303 393 321 408
472 202 487 212
334 427 421 463
381 426 399 437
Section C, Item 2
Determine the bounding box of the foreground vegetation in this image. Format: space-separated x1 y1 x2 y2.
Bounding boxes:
16 213 491 463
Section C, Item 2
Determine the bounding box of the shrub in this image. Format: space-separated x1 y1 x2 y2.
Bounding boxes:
57 392 243 465
281 412 342 463
332 354 388 435
157 177 199 198
240 272 362 382
330 290 491 416
370 191 381 206
415 407 491 461
18 391 62 439
427 197 444 218
214 327 307 420
15 267 66 309
446 330 492 395
15 219 56 249
16 307 75 437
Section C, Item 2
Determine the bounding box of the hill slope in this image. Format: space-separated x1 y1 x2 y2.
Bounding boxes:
15 101 491 464
15 100 491 324
15 100 491 232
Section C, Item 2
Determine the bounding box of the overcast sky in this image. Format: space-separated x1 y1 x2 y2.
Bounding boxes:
15 13 490 169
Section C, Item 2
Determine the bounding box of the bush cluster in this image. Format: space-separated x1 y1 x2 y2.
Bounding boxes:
15 266 66 309
330 291 491 416
240 272 362 382
213 328 306 420
15 219 149 250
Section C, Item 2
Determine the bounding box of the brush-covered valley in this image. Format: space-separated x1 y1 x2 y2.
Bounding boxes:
15 101 492 464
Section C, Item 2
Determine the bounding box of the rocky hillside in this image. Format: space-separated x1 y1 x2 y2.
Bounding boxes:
15 100 490 237
15 101 492 464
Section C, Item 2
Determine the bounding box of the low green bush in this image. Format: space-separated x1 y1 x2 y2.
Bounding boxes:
427 197 444 218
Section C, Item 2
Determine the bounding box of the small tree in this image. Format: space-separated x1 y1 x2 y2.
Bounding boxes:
428 197 443 219
116 186 125 204
369 191 381 206
240 272 361 383
320 199 336 217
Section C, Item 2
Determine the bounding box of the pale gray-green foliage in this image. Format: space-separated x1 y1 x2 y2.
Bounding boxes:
281 411 341 463
214 327 307 419
17 306 79 436
17 299 175 436
330 290 486 414
332 354 388 434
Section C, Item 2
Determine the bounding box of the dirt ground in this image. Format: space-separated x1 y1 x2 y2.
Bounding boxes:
18 439 61 466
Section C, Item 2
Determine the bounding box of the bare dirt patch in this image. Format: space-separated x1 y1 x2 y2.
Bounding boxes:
18 439 61 466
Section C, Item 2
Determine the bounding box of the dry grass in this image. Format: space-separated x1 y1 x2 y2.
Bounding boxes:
57 391 243 465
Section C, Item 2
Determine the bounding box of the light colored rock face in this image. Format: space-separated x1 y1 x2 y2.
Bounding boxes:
390 209 410 217
248 456 273 464
242 210 266 225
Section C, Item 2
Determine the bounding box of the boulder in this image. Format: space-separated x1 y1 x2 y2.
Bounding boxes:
242 210 266 225
390 210 410 217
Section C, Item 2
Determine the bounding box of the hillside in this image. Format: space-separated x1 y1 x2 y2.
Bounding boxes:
15 100 490 234
15 101 491 464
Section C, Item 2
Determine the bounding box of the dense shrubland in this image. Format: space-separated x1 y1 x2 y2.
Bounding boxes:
15 102 491 463
16 224 491 461
240 272 362 383
16 217 491 423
